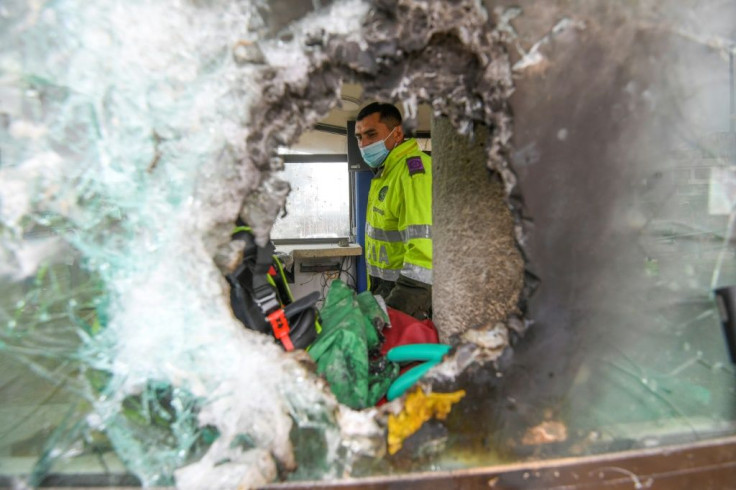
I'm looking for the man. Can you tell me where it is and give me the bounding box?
[355,102,432,319]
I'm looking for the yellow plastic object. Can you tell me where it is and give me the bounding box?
[387,388,466,455]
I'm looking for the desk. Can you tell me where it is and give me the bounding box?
[276,243,362,260]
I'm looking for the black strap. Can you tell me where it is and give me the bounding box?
[282,291,319,318]
[252,240,279,314]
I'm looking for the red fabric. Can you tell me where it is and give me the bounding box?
[380,308,439,355]
[375,308,439,407]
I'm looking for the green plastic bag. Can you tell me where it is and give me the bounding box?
[308,281,398,409]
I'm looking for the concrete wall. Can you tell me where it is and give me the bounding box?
[432,117,524,343]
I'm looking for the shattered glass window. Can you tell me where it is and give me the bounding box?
[1,0,736,487]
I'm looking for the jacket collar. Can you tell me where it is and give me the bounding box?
[373,138,419,177]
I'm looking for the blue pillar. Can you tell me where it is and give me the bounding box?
[354,171,372,293]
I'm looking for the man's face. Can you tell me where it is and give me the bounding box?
[355,112,398,149]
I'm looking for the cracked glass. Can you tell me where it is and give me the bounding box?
[1,0,735,488]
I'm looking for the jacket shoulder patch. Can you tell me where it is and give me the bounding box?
[406,156,425,176]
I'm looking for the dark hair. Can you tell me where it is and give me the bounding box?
[356,102,402,129]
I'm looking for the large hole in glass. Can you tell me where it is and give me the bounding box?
[226,1,533,478]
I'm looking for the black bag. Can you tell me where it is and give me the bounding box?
[227,225,319,351]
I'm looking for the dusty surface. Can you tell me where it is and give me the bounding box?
[432,118,524,342]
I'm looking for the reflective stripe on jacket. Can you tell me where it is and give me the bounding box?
[365,138,432,286]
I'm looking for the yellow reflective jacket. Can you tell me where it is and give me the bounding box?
[365,138,432,287]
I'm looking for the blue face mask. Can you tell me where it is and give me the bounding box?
[359,127,397,168]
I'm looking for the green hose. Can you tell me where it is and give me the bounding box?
[386,360,441,401]
[386,343,450,363]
